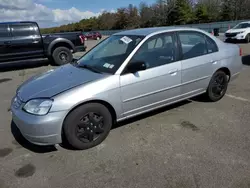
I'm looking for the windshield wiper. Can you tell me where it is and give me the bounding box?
[78,64,102,74]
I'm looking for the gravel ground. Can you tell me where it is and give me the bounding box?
[0,37,250,188]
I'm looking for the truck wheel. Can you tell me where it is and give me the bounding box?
[63,103,113,150]
[52,47,73,66]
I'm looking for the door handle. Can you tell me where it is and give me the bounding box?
[168,69,178,75]
[210,60,217,65]
[4,41,11,45]
[32,40,39,44]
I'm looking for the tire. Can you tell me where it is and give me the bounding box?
[204,70,229,102]
[63,103,113,150]
[245,34,250,43]
[52,47,73,66]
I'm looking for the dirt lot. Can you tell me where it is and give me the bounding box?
[0,38,250,188]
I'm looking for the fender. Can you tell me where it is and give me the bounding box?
[47,38,75,56]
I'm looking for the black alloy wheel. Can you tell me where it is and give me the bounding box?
[75,112,105,143]
[63,103,112,150]
[205,70,229,102]
[210,74,227,98]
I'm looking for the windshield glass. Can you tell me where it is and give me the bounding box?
[233,23,250,29]
[77,35,144,74]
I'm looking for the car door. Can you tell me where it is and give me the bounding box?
[9,23,44,61]
[0,24,12,63]
[177,31,216,97]
[119,32,182,118]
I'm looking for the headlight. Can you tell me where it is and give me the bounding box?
[23,99,53,115]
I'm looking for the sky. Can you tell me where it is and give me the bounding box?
[0,0,156,28]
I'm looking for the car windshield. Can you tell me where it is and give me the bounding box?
[77,35,144,74]
[233,23,250,29]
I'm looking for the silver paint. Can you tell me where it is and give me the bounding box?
[11,27,243,146]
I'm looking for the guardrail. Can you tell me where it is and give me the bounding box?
[94,20,249,36]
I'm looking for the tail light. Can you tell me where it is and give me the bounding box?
[79,34,85,44]
[239,47,242,56]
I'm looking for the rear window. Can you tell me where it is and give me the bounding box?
[0,25,10,37]
[11,23,39,37]
[206,36,218,53]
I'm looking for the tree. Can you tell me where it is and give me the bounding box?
[194,2,209,23]
[220,0,249,20]
[40,0,250,33]
[139,2,154,27]
[220,0,234,21]
[127,4,140,29]
[97,11,116,30]
[168,0,194,25]
[113,8,129,29]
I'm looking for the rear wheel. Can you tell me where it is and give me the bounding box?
[52,47,73,66]
[63,103,112,150]
[204,71,229,102]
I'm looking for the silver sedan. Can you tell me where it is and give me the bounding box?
[11,27,242,150]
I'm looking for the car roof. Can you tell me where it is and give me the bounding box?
[239,21,250,24]
[114,26,203,36]
[0,21,37,25]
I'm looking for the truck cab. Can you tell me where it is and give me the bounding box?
[0,22,44,63]
[0,21,86,65]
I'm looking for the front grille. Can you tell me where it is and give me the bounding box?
[12,95,22,109]
[225,33,238,37]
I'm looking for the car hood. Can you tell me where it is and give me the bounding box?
[17,64,108,102]
[226,28,246,33]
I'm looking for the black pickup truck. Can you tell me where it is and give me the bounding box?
[0,21,86,65]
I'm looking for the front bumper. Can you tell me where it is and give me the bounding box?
[225,33,246,40]
[11,105,67,146]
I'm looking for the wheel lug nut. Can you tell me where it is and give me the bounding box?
[94,126,96,129]
[87,127,89,130]
[90,130,93,133]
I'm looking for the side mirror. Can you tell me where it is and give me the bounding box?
[127,61,147,73]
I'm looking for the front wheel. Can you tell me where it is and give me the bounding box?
[204,71,229,102]
[52,47,73,66]
[63,103,113,150]
[245,34,250,43]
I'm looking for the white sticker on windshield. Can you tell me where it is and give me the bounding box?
[103,63,110,68]
[120,36,133,44]
[109,64,114,69]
